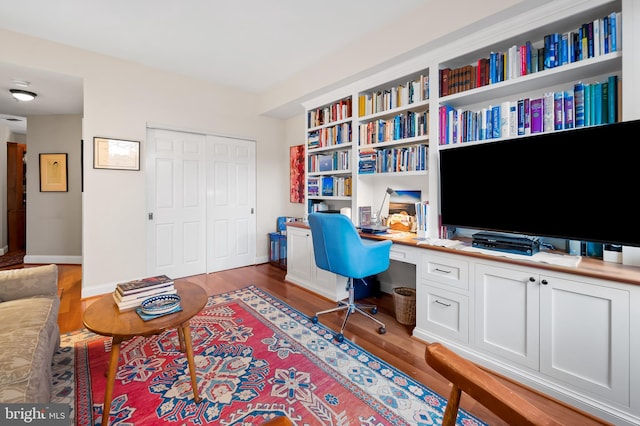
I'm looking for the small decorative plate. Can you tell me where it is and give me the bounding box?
[141,294,181,315]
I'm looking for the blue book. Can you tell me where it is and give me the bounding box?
[321,176,334,196]
[574,83,585,127]
[492,105,501,138]
[564,90,574,129]
[608,75,618,123]
[593,82,603,125]
[584,84,592,127]
[517,99,525,135]
[610,12,617,52]
[554,92,564,130]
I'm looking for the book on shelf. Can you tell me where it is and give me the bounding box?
[529,98,543,134]
[574,83,585,127]
[553,92,564,130]
[116,274,174,295]
[607,75,618,123]
[564,90,575,129]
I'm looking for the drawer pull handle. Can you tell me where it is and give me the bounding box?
[434,268,452,274]
[434,299,451,307]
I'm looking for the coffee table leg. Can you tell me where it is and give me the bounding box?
[102,337,122,425]
[180,323,201,403]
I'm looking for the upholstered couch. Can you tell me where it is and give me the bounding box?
[0,264,60,402]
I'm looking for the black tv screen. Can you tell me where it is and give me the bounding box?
[438,119,640,247]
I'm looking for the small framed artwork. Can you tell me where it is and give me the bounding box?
[93,137,140,170]
[40,153,68,192]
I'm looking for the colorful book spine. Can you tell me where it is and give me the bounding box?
[554,91,564,130]
[607,75,618,123]
[574,82,585,127]
[509,102,518,137]
[593,82,603,125]
[517,99,525,136]
[492,105,501,138]
[529,98,544,134]
[564,90,575,129]
[543,92,555,132]
[523,98,531,135]
[500,101,511,138]
[601,80,609,125]
[584,84,592,127]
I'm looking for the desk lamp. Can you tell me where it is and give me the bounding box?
[374,187,395,225]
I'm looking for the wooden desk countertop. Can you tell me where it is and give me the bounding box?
[286,221,640,287]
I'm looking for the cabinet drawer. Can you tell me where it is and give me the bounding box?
[421,253,469,290]
[389,243,419,265]
[420,284,469,343]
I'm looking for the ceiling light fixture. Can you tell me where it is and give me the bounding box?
[10,89,37,102]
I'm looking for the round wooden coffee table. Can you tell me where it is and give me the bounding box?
[82,281,208,426]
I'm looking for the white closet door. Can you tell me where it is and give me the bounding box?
[206,135,256,272]
[146,128,207,278]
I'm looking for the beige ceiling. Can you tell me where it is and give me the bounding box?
[0,0,428,134]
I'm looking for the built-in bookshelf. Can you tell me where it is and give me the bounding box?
[298,2,640,424]
[304,70,431,223]
[357,70,430,176]
[437,6,621,145]
[306,96,354,214]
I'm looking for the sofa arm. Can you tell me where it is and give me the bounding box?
[0,264,58,302]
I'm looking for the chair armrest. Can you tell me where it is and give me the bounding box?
[0,264,59,302]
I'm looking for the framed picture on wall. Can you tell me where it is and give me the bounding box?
[290,144,305,203]
[39,153,68,192]
[93,137,140,170]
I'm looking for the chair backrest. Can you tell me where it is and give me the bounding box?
[307,212,392,279]
[425,342,563,426]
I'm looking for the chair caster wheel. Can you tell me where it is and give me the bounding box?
[371,307,378,314]
[311,316,319,324]
[378,327,386,335]
[335,333,344,342]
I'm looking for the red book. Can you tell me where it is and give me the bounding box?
[440,68,450,97]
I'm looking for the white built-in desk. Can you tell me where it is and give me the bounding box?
[285,222,640,426]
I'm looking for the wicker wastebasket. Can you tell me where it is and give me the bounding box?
[392,287,416,325]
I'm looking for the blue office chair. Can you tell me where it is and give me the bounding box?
[307,212,393,342]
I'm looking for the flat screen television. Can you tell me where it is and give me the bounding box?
[438,119,640,248]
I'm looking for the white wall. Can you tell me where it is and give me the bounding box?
[283,113,307,219]
[24,115,82,263]
[0,29,288,297]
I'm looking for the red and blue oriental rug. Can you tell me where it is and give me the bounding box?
[52,285,487,425]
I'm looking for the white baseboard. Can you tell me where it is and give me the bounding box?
[24,255,82,265]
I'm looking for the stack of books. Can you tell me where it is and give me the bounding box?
[113,275,176,312]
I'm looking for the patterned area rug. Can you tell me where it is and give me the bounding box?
[52,285,487,425]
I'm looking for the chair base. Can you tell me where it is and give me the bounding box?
[311,278,386,342]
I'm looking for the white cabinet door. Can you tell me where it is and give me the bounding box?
[285,226,347,302]
[475,263,540,370]
[286,227,313,285]
[419,283,469,343]
[539,275,629,405]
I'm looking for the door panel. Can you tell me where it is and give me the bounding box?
[146,129,207,278]
[207,135,256,272]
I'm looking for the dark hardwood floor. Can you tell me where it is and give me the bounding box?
[2,260,611,425]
